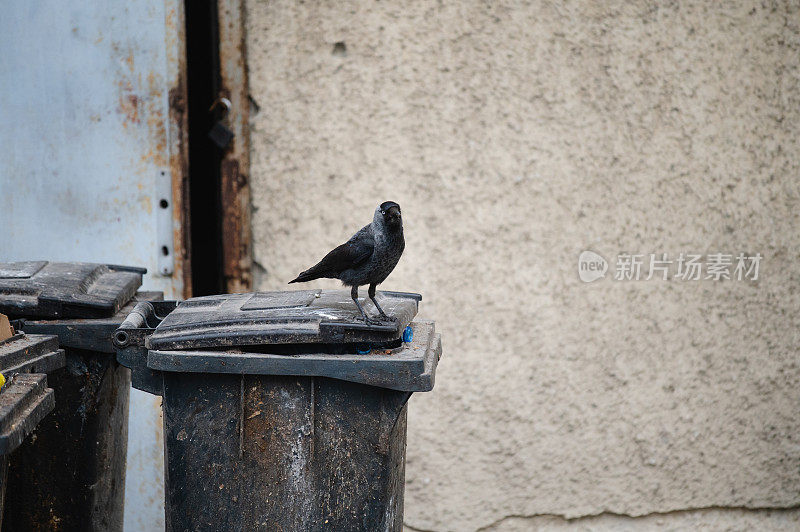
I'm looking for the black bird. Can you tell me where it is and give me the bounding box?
[289,201,405,324]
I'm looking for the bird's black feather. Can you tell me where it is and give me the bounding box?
[288,201,404,323]
[288,225,374,283]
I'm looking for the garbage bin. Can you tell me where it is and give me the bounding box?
[0,332,65,528]
[0,261,163,532]
[114,289,441,531]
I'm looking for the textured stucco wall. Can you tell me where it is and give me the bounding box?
[245,1,800,530]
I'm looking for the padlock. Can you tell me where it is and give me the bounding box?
[208,121,234,149]
[208,97,234,149]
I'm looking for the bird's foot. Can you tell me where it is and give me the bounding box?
[357,315,385,326]
[378,313,398,323]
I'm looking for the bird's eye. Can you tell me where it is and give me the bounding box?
[381,210,385,215]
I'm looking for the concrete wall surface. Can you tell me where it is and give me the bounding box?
[245,1,800,530]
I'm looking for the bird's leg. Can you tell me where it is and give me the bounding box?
[352,285,380,325]
[368,284,394,322]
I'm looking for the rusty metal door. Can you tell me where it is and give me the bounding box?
[0,1,189,530]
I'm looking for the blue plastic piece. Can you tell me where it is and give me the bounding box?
[402,326,413,343]
[357,348,371,354]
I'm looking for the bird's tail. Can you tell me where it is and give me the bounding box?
[288,268,321,284]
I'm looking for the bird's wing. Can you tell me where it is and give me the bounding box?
[310,225,375,275]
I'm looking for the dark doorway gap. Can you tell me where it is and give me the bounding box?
[185,0,224,296]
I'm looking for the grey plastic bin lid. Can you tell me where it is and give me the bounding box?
[116,291,441,392]
[146,289,422,350]
[0,261,145,319]
[0,334,65,455]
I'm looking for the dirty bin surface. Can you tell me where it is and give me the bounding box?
[116,289,442,532]
[0,333,64,455]
[0,333,64,529]
[0,261,154,532]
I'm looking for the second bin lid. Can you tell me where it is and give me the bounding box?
[147,290,421,349]
[0,333,66,455]
[0,333,65,375]
[0,262,145,319]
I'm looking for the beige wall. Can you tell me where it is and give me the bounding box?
[245,1,800,530]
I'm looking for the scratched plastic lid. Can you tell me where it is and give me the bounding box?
[0,262,145,319]
[146,290,421,350]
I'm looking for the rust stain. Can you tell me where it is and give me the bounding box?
[118,92,140,125]
[124,51,135,71]
[218,0,253,293]
[165,6,179,50]
[143,69,168,167]
[106,6,189,299]
[157,0,192,297]
[114,47,167,164]
[113,46,143,128]
[168,74,191,298]
[221,159,249,292]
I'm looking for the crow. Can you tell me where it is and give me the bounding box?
[289,201,405,324]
